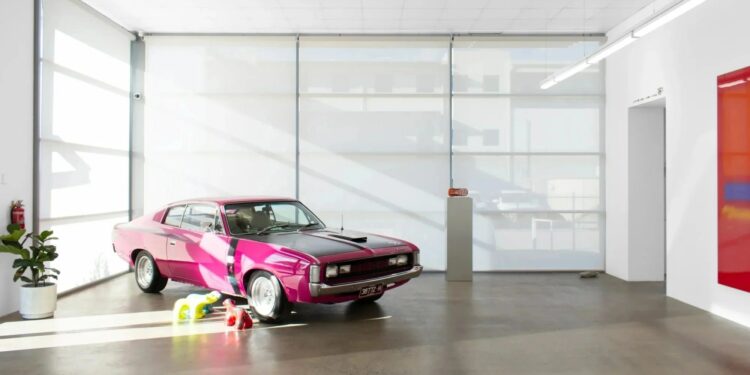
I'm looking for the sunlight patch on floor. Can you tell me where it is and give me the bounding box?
[0,307,310,352]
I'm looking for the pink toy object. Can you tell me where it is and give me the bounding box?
[223,299,253,330]
[112,197,422,323]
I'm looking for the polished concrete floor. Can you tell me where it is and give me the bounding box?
[2,272,750,374]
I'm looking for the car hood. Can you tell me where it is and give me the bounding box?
[236,229,407,258]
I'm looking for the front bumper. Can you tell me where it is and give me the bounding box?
[309,265,423,297]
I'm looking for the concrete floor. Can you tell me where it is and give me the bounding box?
[2,272,750,374]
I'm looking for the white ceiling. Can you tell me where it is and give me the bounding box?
[81,0,657,34]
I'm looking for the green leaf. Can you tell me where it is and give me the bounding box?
[1,227,26,243]
[39,230,53,241]
[12,259,40,269]
[13,267,26,282]
[19,276,32,283]
[46,267,61,274]
[0,244,30,259]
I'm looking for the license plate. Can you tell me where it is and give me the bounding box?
[358,284,384,298]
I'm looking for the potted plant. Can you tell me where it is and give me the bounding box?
[0,224,60,319]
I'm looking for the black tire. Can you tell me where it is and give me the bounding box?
[134,251,168,293]
[246,271,292,324]
[354,294,383,304]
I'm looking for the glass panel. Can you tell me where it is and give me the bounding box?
[38,142,129,219]
[452,37,603,95]
[453,96,602,153]
[40,0,132,293]
[299,37,450,270]
[300,38,449,95]
[452,37,604,271]
[40,69,129,150]
[453,155,600,212]
[474,212,602,270]
[143,36,297,211]
[40,215,130,292]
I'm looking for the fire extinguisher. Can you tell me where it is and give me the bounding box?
[10,200,25,230]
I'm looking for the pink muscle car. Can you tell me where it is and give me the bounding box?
[112,197,422,322]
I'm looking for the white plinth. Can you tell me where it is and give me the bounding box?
[446,196,473,281]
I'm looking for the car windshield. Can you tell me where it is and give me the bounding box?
[224,201,324,235]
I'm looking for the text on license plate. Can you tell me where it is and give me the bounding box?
[359,284,384,298]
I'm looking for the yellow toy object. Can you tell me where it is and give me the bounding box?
[173,291,222,322]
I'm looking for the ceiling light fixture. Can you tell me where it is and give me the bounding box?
[586,34,636,64]
[633,0,707,38]
[540,0,709,90]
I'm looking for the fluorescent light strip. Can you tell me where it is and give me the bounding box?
[633,0,708,38]
[540,0,709,89]
[586,34,636,64]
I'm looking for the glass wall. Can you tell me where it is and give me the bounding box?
[39,0,133,292]
[138,35,605,271]
[299,37,451,270]
[142,36,297,211]
[452,37,604,270]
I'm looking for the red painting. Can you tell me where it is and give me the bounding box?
[718,66,750,292]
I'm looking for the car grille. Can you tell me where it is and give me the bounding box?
[323,253,413,285]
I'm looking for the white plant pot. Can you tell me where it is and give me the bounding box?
[19,283,57,319]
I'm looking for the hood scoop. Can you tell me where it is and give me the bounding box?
[328,233,368,243]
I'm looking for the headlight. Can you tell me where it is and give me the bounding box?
[326,264,338,278]
[396,254,408,266]
[388,257,397,266]
[339,264,351,274]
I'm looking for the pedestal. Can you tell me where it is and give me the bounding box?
[446,196,473,281]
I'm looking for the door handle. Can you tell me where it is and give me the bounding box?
[168,240,176,246]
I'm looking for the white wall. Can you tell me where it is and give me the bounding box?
[627,106,665,281]
[0,0,34,317]
[606,0,750,326]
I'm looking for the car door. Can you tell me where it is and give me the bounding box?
[170,203,234,292]
[160,204,188,278]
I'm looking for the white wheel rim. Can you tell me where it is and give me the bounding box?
[136,256,154,288]
[251,276,276,317]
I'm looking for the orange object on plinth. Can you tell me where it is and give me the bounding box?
[448,188,468,197]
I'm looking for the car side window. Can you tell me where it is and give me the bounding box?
[181,204,218,232]
[163,205,186,227]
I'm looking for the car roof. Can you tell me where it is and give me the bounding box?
[167,196,297,206]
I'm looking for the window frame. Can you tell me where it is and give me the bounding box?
[162,204,187,228]
[179,203,220,233]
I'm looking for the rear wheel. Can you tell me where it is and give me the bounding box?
[134,251,168,293]
[247,271,291,323]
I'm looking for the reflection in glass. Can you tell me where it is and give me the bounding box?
[453,37,604,270]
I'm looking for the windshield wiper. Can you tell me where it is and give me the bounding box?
[297,223,322,232]
[254,224,291,235]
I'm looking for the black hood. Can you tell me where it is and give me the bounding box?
[237,229,406,258]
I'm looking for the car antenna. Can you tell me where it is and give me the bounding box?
[340,211,344,232]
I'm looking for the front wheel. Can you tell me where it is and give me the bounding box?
[247,271,291,323]
[134,251,168,293]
